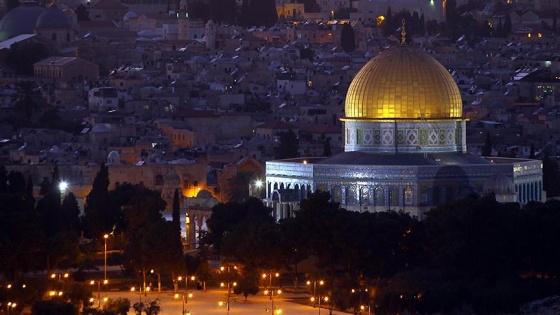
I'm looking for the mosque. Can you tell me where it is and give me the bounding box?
[264,32,545,219]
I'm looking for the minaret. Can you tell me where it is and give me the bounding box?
[205,20,216,51]
[177,0,189,41]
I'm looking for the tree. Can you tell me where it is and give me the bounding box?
[233,269,259,300]
[208,0,236,24]
[5,0,19,11]
[543,156,560,196]
[104,298,131,315]
[504,13,512,35]
[302,0,320,13]
[382,6,393,36]
[172,188,181,230]
[84,163,110,238]
[0,176,44,281]
[340,23,356,52]
[481,132,492,157]
[121,185,167,291]
[275,129,299,159]
[322,138,332,157]
[238,0,277,27]
[5,43,49,75]
[0,165,7,193]
[143,220,184,291]
[226,171,254,203]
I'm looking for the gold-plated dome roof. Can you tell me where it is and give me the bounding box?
[345,45,462,120]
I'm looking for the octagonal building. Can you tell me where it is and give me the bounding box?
[264,42,544,219]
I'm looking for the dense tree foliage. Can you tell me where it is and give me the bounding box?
[238,0,277,27]
[204,191,560,314]
[274,129,299,159]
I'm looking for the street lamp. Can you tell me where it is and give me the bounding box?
[103,234,109,280]
[262,272,279,300]
[90,279,108,308]
[6,302,16,315]
[220,265,238,314]
[174,291,193,315]
[307,280,324,308]
[131,286,142,303]
[51,272,69,281]
[264,288,281,312]
[310,295,328,315]
[360,304,371,315]
[178,275,196,303]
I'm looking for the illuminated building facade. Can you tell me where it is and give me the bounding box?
[264,38,544,219]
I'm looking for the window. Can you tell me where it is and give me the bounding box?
[155,174,164,185]
[404,186,414,205]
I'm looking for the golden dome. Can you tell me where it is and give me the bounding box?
[345,45,462,120]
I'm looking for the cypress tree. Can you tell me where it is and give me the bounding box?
[84,163,110,238]
[172,188,181,230]
[0,164,7,193]
[340,23,356,52]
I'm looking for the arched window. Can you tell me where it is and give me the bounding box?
[360,187,370,206]
[390,186,399,207]
[374,187,384,206]
[347,186,356,204]
[332,186,341,203]
[404,186,414,205]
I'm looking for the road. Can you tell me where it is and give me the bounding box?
[101,288,348,315]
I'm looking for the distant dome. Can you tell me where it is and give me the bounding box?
[63,8,75,15]
[123,11,138,21]
[36,3,71,29]
[484,174,516,195]
[0,1,46,41]
[107,151,121,164]
[164,169,180,182]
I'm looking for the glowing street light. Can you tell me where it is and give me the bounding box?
[58,181,68,193]
[103,234,109,280]
[219,265,238,314]
[90,279,108,308]
[307,280,325,313]
[7,302,16,315]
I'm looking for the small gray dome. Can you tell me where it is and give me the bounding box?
[0,1,46,41]
[107,150,121,164]
[484,174,516,195]
[36,4,71,29]
[123,11,138,21]
[164,169,180,181]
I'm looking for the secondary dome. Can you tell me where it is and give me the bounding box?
[0,1,45,41]
[345,44,462,120]
[36,3,71,29]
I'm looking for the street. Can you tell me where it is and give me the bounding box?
[102,288,347,315]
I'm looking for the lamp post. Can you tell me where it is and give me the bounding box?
[262,272,279,300]
[90,279,108,308]
[130,286,142,303]
[103,234,109,281]
[360,304,371,315]
[220,265,237,314]
[307,280,324,308]
[264,288,281,312]
[178,276,195,303]
[6,302,16,315]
